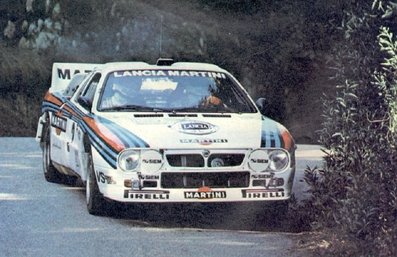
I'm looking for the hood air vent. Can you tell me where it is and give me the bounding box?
[202,114,232,118]
[168,114,197,117]
[134,114,164,118]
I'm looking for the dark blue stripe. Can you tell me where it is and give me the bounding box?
[261,117,282,148]
[80,122,118,160]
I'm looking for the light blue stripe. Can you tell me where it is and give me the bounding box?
[273,127,281,148]
[80,122,118,160]
[262,117,281,148]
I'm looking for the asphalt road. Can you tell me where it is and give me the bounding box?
[0,138,323,257]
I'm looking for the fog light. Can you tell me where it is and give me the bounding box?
[132,179,141,190]
[269,178,285,187]
[124,180,132,188]
[210,158,224,167]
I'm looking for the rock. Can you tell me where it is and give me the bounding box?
[4,21,16,39]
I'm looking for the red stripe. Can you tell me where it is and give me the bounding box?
[83,117,125,152]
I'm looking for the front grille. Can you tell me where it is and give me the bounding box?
[166,154,204,167]
[166,153,245,168]
[161,171,250,189]
[208,154,245,167]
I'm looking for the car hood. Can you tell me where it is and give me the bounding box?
[89,112,294,152]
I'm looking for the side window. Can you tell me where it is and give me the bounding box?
[77,73,101,110]
[81,73,101,101]
[64,74,86,98]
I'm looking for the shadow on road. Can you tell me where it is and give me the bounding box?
[59,179,294,232]
[101,201,294,232]
[61,179,302,232]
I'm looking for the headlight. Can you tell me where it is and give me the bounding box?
[140,149,163,174]
[118,150,140,171]
[248,149,269,172]
[268,150,289,172]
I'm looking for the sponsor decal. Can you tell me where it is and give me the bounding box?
[179,138,228,145]
[182,122,210,130]
[114,70,227,79]
[142,159,162,164]
[184,187,227,199]
[96,171,115,184]
[51,115,67,132]
[251,174,272,179]
[57,68,92,80]
[241,189,285,199]
[140,175,159,180]
[250,158,269,164]
[172,120,218,135]
[123,190,170,200]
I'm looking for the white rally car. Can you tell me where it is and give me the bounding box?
[36,59,296,215]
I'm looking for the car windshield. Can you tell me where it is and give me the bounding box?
[98,70,257,113]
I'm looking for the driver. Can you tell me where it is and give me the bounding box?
[204,94,223,107]
[101,82,139,109]
[170,82,224,109]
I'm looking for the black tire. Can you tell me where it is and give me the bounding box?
[42,123,62,183]
[86,153,105,215]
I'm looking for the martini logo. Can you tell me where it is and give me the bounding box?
[172,121,218,135]
[179,138,228,145]
[51,115,67,132]
[184,187,226,199]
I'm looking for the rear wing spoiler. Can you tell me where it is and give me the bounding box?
[50,62,102,92]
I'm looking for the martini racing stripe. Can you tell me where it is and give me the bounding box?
[83,117,125,152]
[261,118,282,148]
[81,122,118,169]
[41,101,61,114]
[41,92,150,168]
[96,116,149,148]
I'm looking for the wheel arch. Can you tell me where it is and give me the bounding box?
[38,112,51,147]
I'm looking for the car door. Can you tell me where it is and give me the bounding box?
[65,73,101,177]
[48,101,70,168]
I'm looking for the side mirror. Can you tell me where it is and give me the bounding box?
[78,96,92,111]
[255,97,268,115]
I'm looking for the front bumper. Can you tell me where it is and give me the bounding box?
[92,147,295,203]
[94,168,294,203]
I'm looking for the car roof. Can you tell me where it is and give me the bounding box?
[96,61,227,74]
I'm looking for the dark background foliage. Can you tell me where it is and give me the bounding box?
[0,0,344,139]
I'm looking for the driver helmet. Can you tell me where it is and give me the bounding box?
[112,82,134,97]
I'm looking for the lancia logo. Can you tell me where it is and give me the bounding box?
[172,121,218,135]
[202,150,210,158]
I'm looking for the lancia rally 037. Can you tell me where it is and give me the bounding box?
[36,59,296,215]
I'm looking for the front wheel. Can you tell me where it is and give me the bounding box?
[86,153,106,215]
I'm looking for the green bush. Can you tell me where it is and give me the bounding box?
[300,1,397,256]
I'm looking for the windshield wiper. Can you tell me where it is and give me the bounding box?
[100,105,173,112]
[167,107,200,113]
[100,104,151,112]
